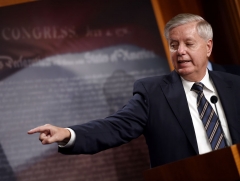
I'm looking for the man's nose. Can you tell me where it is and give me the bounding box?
[177,44,186,55]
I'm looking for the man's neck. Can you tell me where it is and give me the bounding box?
[181,69,208,82]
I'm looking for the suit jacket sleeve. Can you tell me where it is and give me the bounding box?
[59,80,149,155]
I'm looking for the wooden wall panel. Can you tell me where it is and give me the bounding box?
[0,0,36,7]
[202,0,240,65]
[224,0,240,64]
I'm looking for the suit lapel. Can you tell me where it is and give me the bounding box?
[161,71,199,154]
[209,71,240,144]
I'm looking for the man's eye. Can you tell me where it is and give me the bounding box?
[170,44,178,49]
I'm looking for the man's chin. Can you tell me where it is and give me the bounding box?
[176,68,192,76]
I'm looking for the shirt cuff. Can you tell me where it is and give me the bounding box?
[58,128,76,148]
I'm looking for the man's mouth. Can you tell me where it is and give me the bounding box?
[178,60,191,64]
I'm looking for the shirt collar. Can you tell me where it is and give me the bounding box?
[181,70,215,93]
[207,61,213,71]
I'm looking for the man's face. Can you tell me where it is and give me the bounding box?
[168,22,212,82]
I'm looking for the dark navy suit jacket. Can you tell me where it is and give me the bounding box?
[59,70,240,168]
[211,62,240,76]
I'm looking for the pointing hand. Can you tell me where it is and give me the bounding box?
[28,124,71,145]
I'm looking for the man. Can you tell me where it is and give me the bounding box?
[28,13,240,168]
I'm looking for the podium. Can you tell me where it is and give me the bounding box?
[143,144,240,181]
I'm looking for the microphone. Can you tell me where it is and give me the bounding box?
[210,95,218,104]
[210,95,219,116]
[210,95,229,146]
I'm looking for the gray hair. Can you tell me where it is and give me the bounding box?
[164,13,213,41]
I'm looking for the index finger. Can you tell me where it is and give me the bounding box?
[27,125,50,134]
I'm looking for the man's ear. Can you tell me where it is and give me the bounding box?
[206,39,213,57]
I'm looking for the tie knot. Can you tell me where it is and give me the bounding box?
[191,82,204,94]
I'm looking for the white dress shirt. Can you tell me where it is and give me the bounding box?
[181,70,232,154]
[61,70,232,154]
[58,128,76,148]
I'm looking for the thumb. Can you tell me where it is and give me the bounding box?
[40,133,57,144]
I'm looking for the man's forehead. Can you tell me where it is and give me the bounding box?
[169,37,196,43]
[169,23,198,39]
[170,22,197,32]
